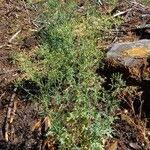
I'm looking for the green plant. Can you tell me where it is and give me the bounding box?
[15,0,124,149]
[143,0,150,5]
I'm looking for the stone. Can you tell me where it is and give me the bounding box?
[106,39,150,82]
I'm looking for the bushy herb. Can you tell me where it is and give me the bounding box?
[15,0,124,149]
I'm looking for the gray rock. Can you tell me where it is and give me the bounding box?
[106,40,150,81]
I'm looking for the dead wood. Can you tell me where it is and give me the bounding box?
[4,88,17,142]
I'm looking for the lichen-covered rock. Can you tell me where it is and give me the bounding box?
[106,40,150,82]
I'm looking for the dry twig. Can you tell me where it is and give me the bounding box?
[0,69,20,76]
[8,30,21,43]
[113,8,132,17]
[4,88,17,141]
[0,30,21,49]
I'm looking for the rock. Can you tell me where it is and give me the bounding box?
[106,39,150,82]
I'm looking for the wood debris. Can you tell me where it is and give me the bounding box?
[4,88,17,142]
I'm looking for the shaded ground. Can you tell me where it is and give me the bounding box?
[0,0,150,150]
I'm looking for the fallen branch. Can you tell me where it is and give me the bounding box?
[4,88,17,141]
[10,100,17,141]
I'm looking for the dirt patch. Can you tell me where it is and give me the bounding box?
[0,0,45,149]
[0,92,42,149]
[112,119,146,149]
[0,0,39,87]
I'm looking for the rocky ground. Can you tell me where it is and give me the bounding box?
[0,0,150,150]
[106,1,150,149]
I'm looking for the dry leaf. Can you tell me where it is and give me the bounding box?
[42,116,51,133]
[107,141,118,150]
[32,119,42,131]
[129,142,141,150]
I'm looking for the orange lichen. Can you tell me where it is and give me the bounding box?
[122,47,150,58]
